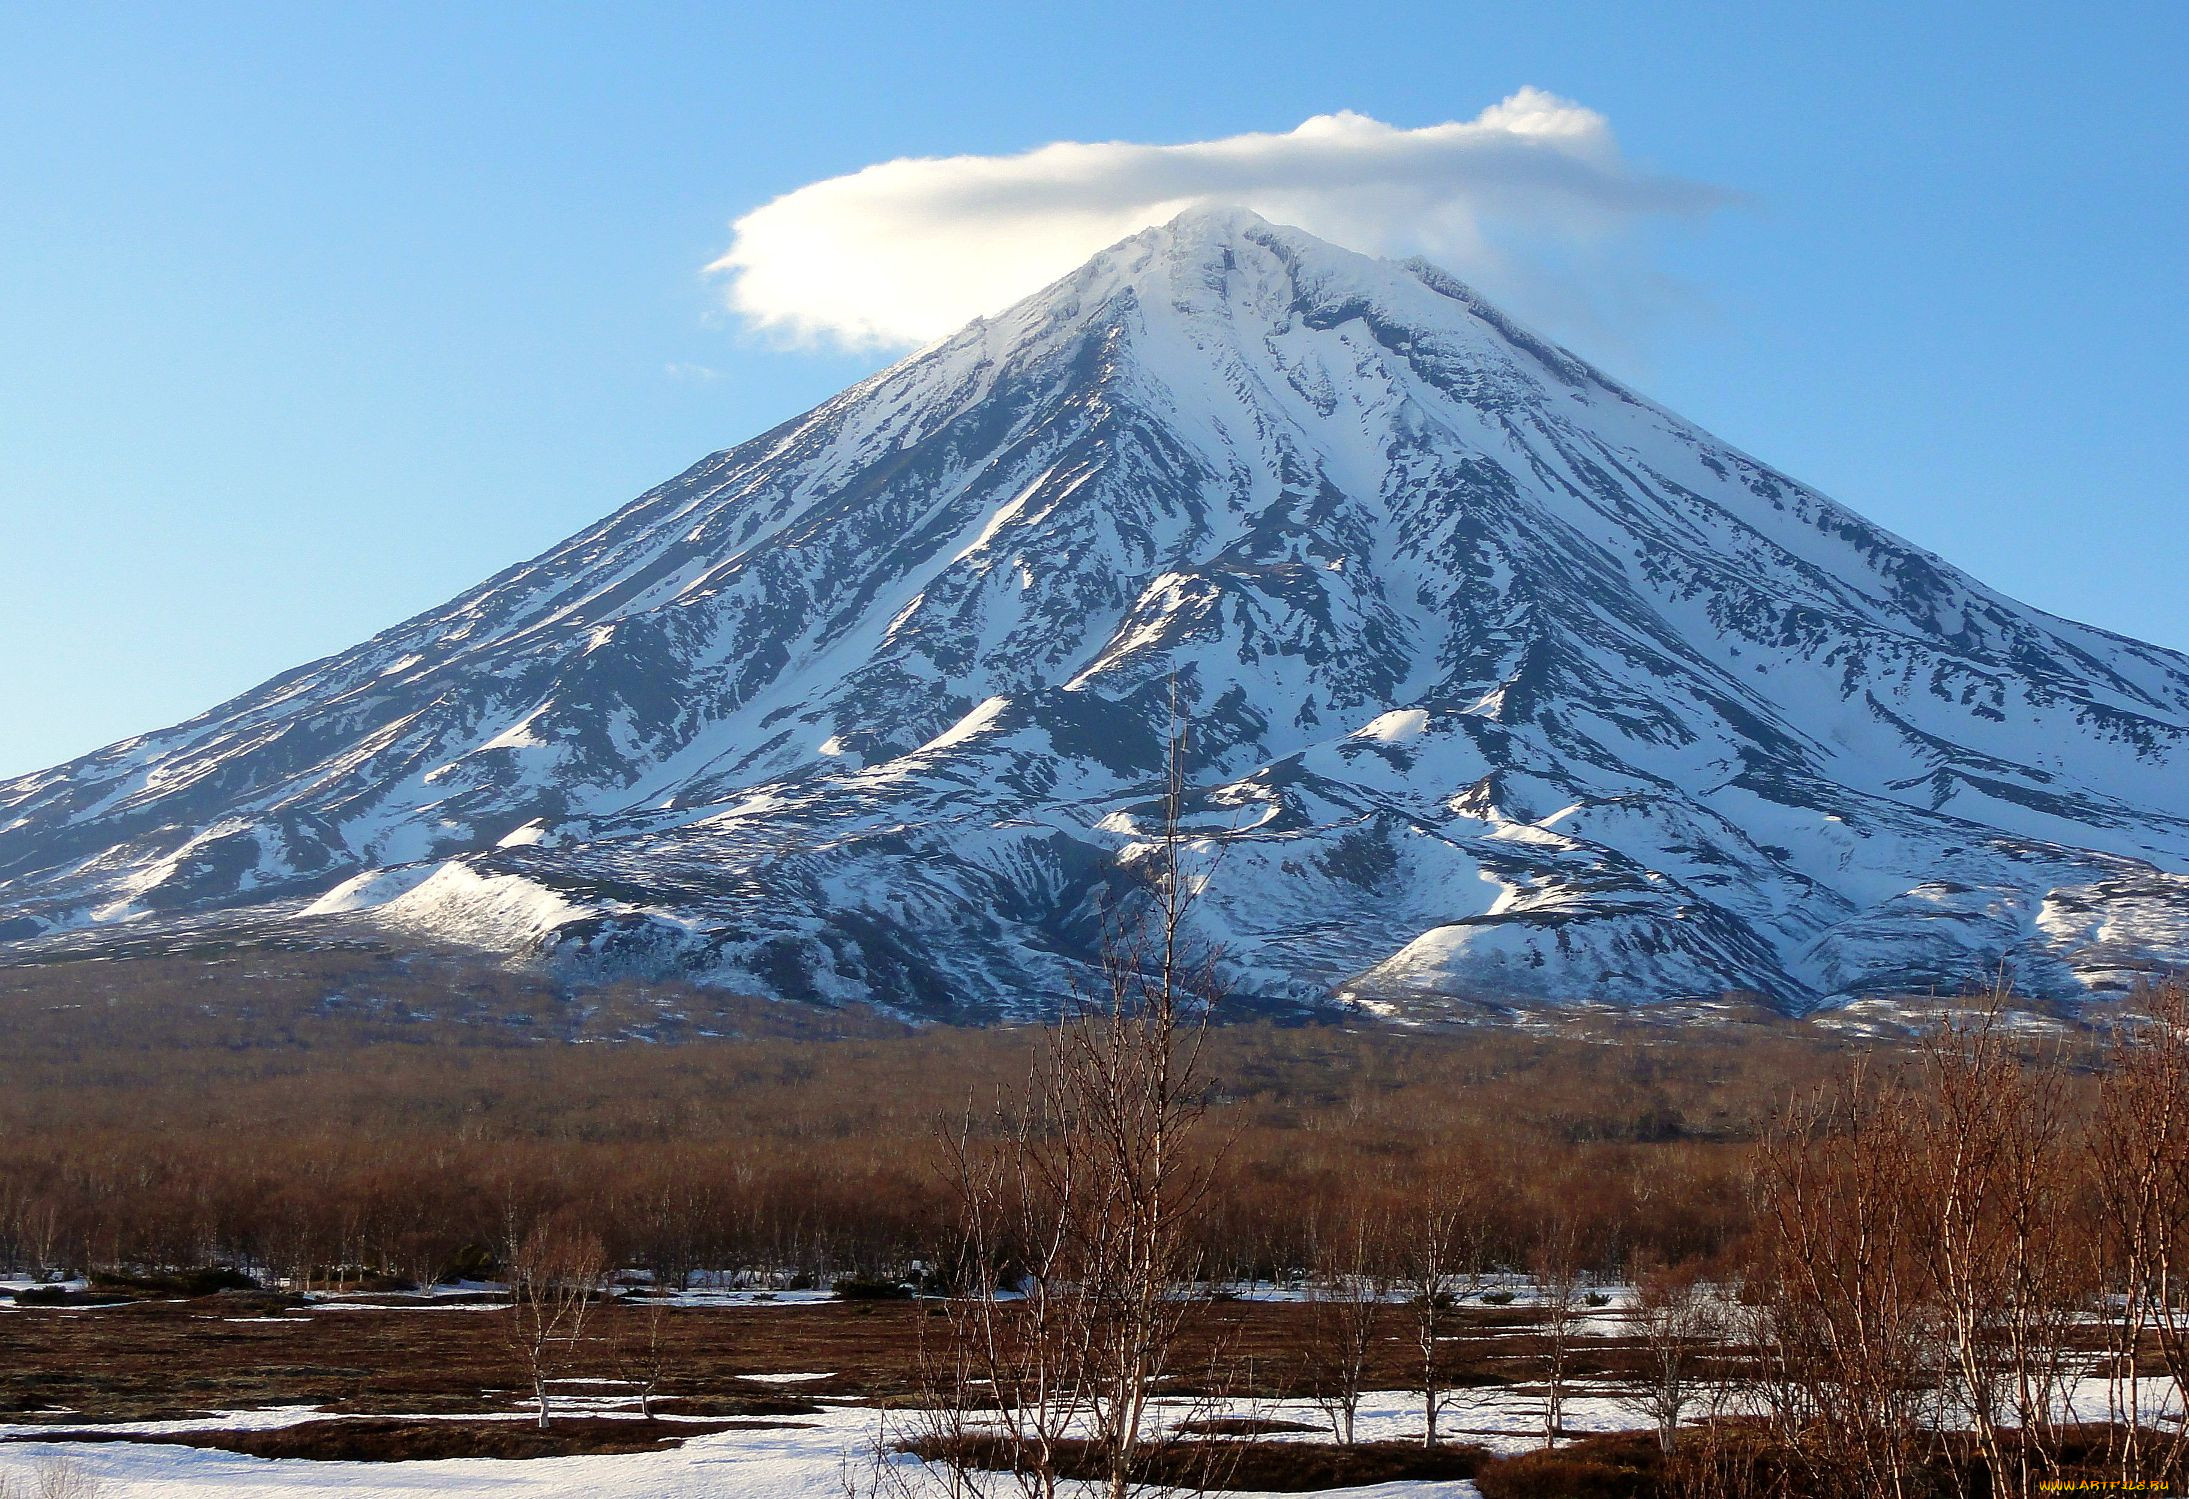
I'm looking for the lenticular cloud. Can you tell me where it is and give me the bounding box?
[707,89,1731,350]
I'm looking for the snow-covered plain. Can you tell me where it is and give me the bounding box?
[0,1384,1634,1499]
[7,1374,2179,1498]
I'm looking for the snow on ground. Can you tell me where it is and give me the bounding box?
[0,1366,1651,1499]
[3,1375,2179,1497]
[0,1409,879,1499]
[0,1378,1660,1499]
[4,1278,2174,1497]
[0,1394,1507,1498]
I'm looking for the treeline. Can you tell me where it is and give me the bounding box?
[0,1040,1779,1290]
[0,946,1843,1287]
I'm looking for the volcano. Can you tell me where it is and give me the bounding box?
[6,208,2188,1017]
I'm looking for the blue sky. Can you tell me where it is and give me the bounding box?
[2,1,2183,778]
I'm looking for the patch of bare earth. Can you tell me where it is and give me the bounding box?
[21,1416,771,1462]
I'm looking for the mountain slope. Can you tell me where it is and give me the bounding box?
[6,208,2188,1016]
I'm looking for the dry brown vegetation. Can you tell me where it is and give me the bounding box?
[902,1431,1489,1491]
[0,943,1839,1291]
[1739,993,2189,1497]
[4,941,2186,1496]
[35,1415,762,1462]
[0,1290,1597,1432]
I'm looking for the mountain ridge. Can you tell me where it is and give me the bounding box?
[6,207,2188,1017]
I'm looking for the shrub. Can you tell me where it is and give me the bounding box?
[89,1267,258,1299]
[1475,1433,1664,1499]
[38,1416,741,1463]
[831,1276,912,1301]
[439,1243,498,1283]
[0,1453,104,1499]
[907,1435,1488,1490]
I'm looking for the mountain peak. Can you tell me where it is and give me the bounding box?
[1032,203,1319,309]
[1066,205,1416,309]
[959,205,1556,405]
[1151,202,1280,239]
[946,205,1610,459]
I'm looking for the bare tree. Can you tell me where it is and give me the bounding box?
[1303,1202,1395,1446]
[1398,1170,1482,1448]
[504,1219,608,1430]
[612,1291,675,1420]
[1624,1261,1724,1455]
[841,1401,981,1499]
[20,1198,60,1283]
[1055,698,1227,1499]
[0,1454,104,1499]
[1753,1001,2166,1498]
[0,1453,105,1496]
[627,1169,714,1304]
[1751,1063,1939,1499]
[1665,1279,1776,1499]
[1532,1215,1586,1450]
[930,696,1227,1499]
[1910,1004,2079,1498]
[931,1089,1090,1499]
[2088,982,2189,1486]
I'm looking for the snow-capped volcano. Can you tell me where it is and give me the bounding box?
[6,208,2189,1017]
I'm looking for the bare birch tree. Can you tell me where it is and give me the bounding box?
[930,696,1227,1499]
[1303,1202,1395,1446]
[611,1291,675,1420]
[1624,1261,1724,1456]
[0,1453,105,1499]
[1532,1214,1586,1450]
[1910,1004,2078,1497]
[931,1090,1090,1499]
[1398,1170,1482,1448]
[1751,1064,1939,1499]
[504,1219,608,1430]
[2089,982,2189,1487]
[1056,699,1225,1499]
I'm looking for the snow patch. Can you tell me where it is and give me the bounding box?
[1353,708,1429,743]
[299,865,439,916]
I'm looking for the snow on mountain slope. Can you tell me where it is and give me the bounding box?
[5,207,2188,1016]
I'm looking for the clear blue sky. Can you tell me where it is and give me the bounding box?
[2,1,2183,778]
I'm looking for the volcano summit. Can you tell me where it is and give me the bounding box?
[6,209,2188,1017]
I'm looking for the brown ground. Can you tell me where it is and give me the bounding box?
[5,1293,2167,1491]
[0,1291,1645,1425]
[910,1432,1490,1491]
[28,1416,772,1462]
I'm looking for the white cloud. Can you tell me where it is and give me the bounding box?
[707,90,1733,353]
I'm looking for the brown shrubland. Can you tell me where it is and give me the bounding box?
[0,945,1828,1291]
[4,942,2187,1492]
